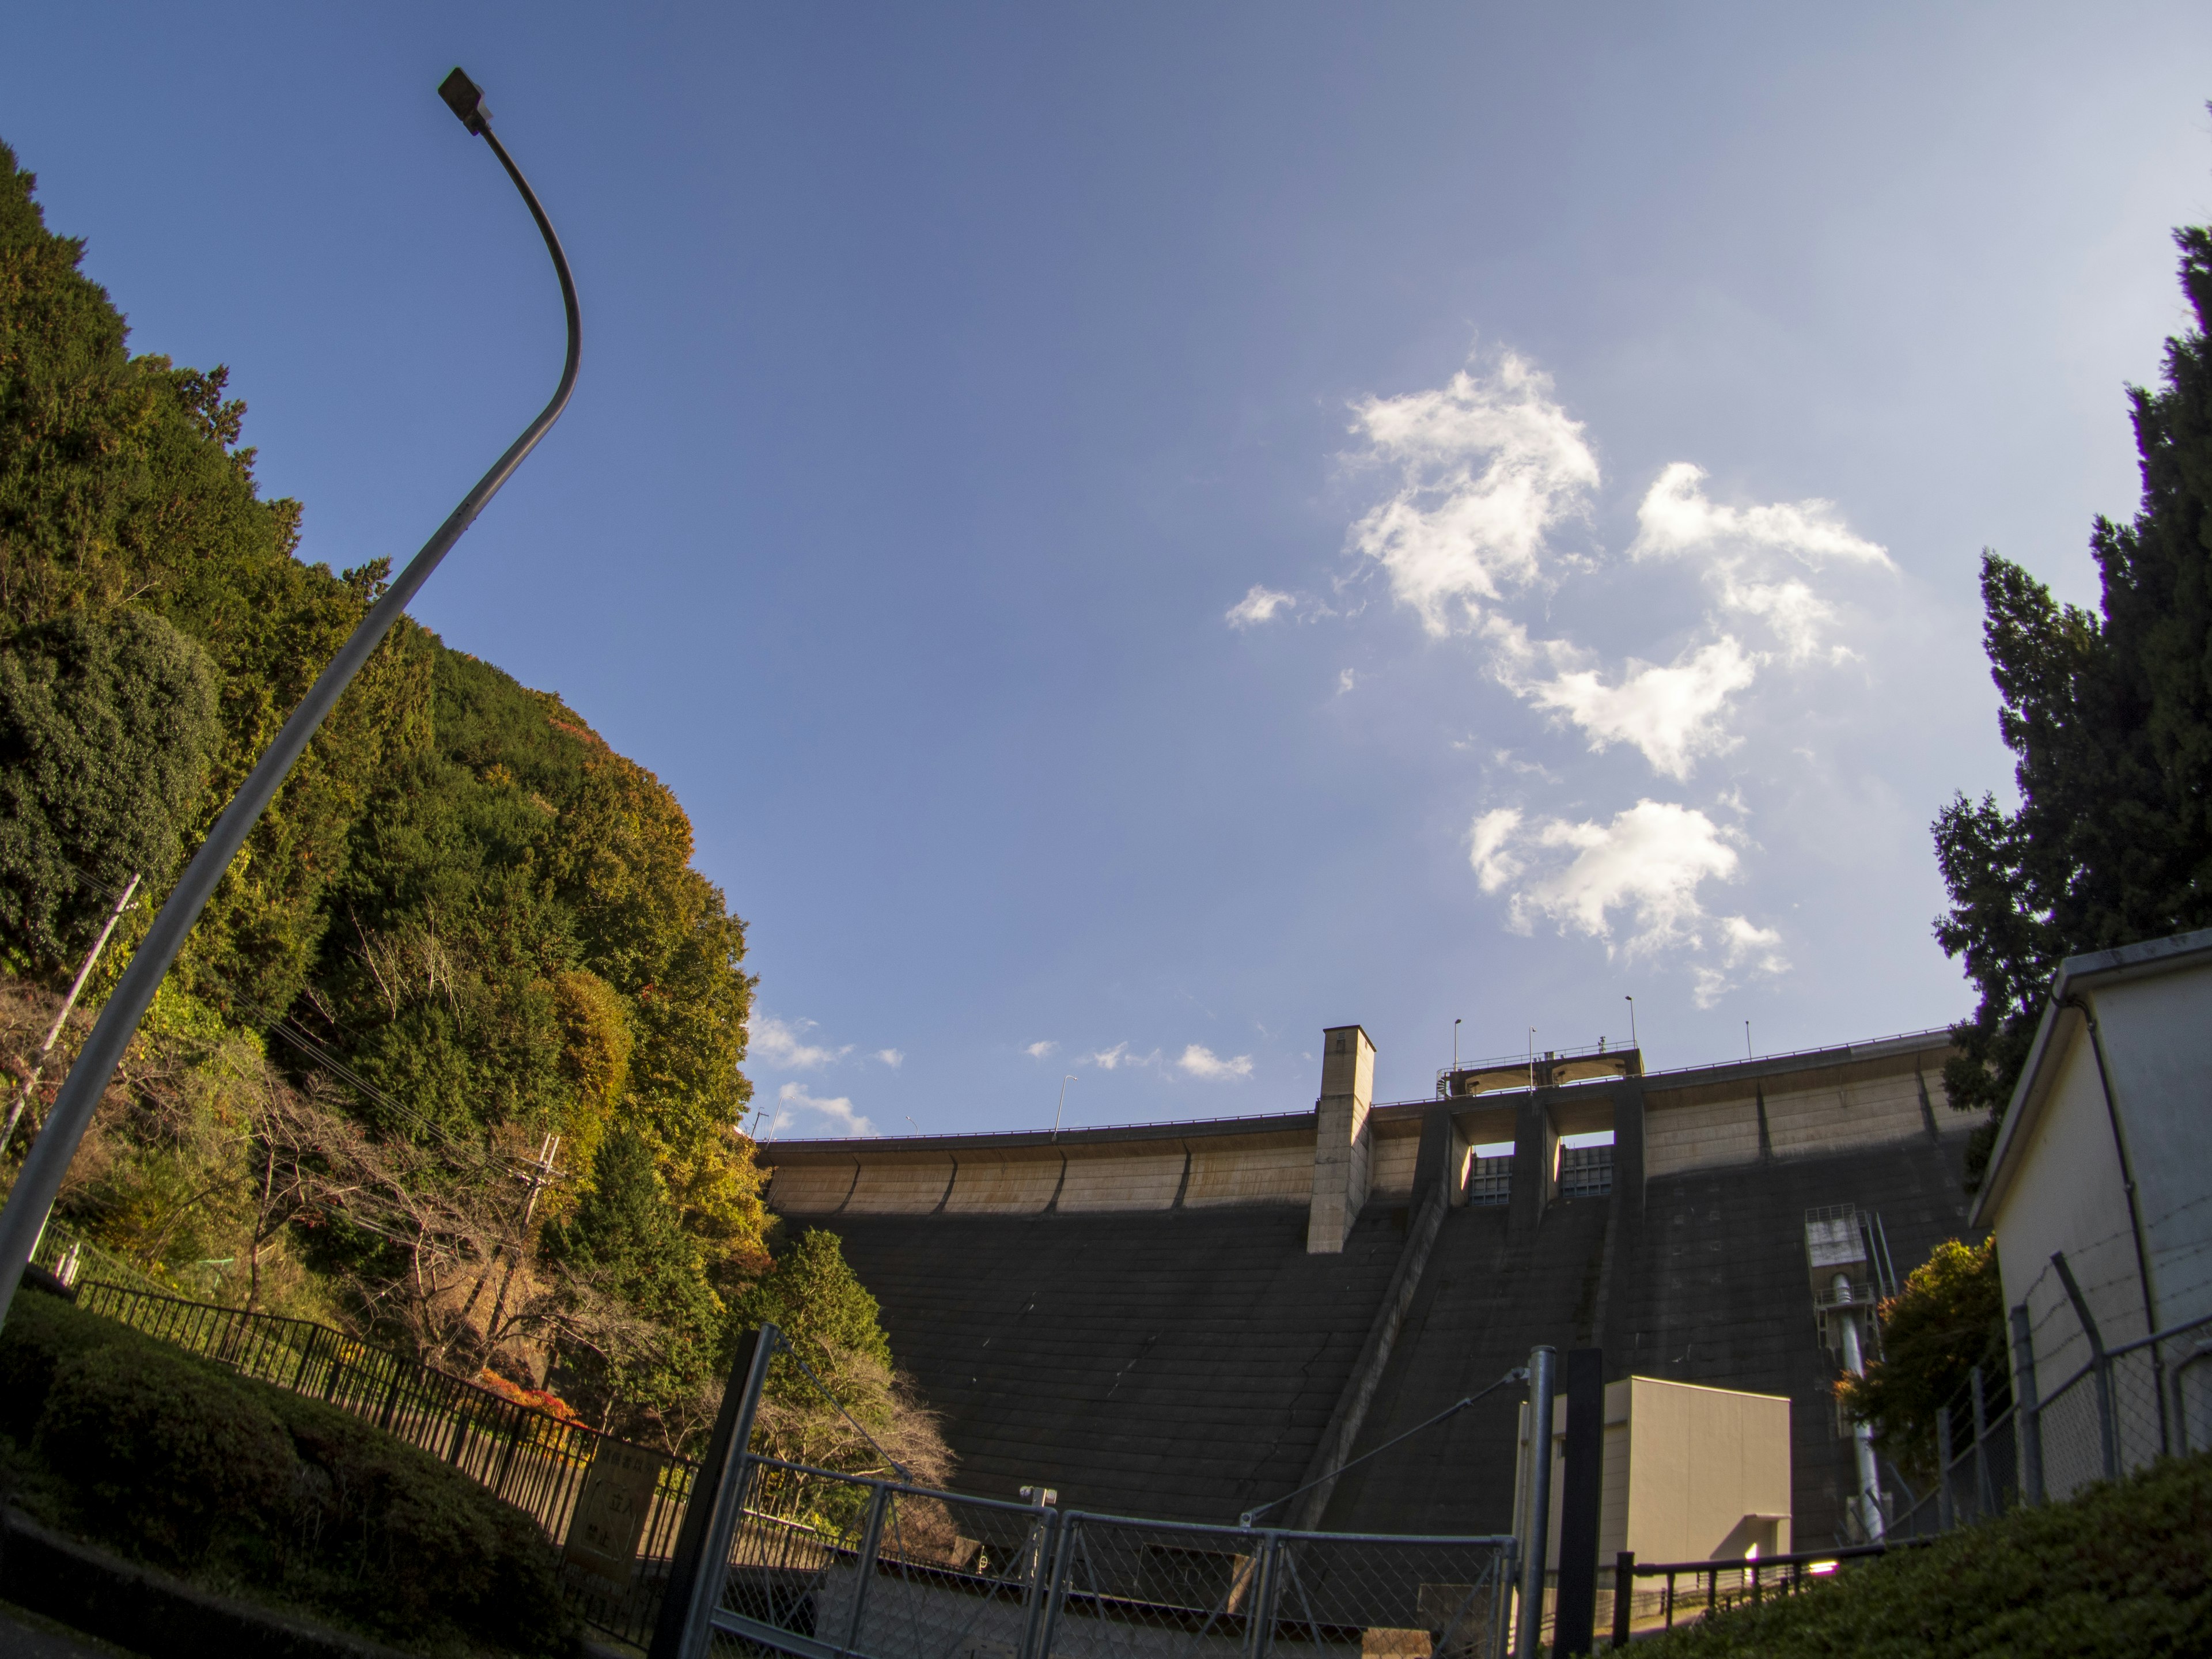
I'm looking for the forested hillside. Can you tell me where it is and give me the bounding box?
[0,139,842,1450]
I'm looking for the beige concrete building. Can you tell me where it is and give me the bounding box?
[1516,1377,1793,1569]
[1969,927,2212,1493]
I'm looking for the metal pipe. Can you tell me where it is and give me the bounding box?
[0,873,140,1157]
[1834,1272,1885,1539]
[2065,995,2166,1454]
[0,68,580,1332]
[1515,1345,1557,1659]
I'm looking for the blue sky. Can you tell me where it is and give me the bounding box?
[6,6,2211,1137]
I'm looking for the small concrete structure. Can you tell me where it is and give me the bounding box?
[1969,927,2212,1483]
[1516,1377,1793,1570]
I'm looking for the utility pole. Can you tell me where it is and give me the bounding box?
[483,1131,560,1359]
[0,874,140,1159]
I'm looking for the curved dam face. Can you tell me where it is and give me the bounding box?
[758,1027,1974,1546]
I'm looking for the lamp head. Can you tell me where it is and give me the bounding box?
[439,68,493,135]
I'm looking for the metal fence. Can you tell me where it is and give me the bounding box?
[41,1267,1521,1659]
[1843,1219,2212,1548]
[706,1456,1518,1659]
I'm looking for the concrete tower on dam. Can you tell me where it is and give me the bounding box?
[756,1025,1976,1546]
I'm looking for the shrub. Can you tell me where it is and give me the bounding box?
[1637,1450,2212,1658]
[36,1339,295,1563]
[0,1289,573,1655]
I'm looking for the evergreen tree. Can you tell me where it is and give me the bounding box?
[0,608,218,969]
[1934,219,2212,1183]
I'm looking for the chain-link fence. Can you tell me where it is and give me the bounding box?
[703,1456,1517,1659]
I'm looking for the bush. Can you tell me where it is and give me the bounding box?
[0,1289,573,1655]
[1637,1450,2212,1658]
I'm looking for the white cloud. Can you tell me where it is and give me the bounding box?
[1178,1044,1254,1081]
[1348,352,1599,635]
[1630,463,1891,570]
[1485,621,1759,779]
[1227,585,1296,628]
[778,1081,875,1138]
[874,1048,904,1069]
[1337,668,1358,695]
[750,1014,851,1071]
[1469,808,1525,893]
[1024,1040,1056,1059]
[1470,799,1742,954]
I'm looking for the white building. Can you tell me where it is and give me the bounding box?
[1969,927,2212,1491]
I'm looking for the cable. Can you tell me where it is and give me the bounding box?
[1236,1365,1529,1529]
[771,1332,914,1483]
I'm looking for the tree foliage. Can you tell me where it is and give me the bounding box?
[1835,1237,2005,1487]
[1934,215,2212,1183]
[0,137,814,1450]
[0,608,218,969]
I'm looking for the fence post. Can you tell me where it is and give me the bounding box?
[2010,1304,2043,1504]
[1514,1345,1557,1659]
[1016,1505,1065,1659]
[2052,1252,2118,1482]
[649,1324,777,1659]
[1970,1367,1993,1518]
[842,1481,892,1652]
[1032,1510,1079,1659]
[1609,1551,1634,1649]
[1241,1533,1280,1659]
[289,1324,322,1393]
[1553,1347,1603,1656]
[1935,1404,1953,1532]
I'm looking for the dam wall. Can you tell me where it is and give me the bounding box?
[758,1029,1973,1543]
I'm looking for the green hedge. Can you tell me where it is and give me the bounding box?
[1637,1450,2212,1658]
[0,1287,575,1656]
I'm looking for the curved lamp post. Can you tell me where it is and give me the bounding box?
[0,68,581,1330]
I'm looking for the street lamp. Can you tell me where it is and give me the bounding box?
[0,68,582,1330]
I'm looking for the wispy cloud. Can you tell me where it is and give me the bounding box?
[1178,1044,1254,1081]
[1337,668,1358,695]
[1691,916,1792,1009]
[750,1014,852,1071]
[1469,800,1764,960]
[778,1081,875,1138]
[1024,1040,1056,1059]
[1347,351,1599,635]
[874,1048,904,1069]
[1629,463,1889,662]
[1630,463,1891,570]
[1087,1043,1162,1071]
[1227,585,1296,628]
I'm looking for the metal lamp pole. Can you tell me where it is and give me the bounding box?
[0,67,581,1330]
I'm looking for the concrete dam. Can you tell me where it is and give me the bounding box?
[756,1027,1975,1547]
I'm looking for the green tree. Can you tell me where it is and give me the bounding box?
[1838,1238,2005,1488]
[1934,217,2212,1183]
[0,608,218,970]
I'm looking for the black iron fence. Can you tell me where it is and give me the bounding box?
[50,1274,699,1645]
[1603,1540,1925,1646]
